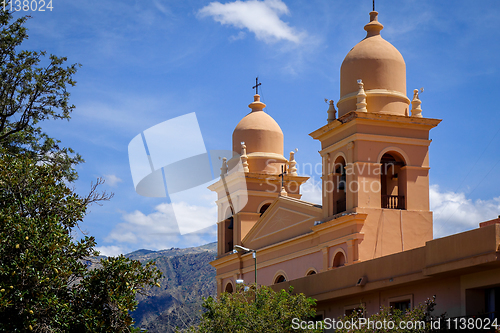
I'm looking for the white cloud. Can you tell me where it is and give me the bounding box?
[107,203,179,245]
[300,178,322,205]
[95,245,126,257]
[170,201,218,234]
[430,185,500,238]
[103,202,217,251]
[198,0,305,44]
[104,174,123,187]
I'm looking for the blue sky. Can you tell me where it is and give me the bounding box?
[19,0,500,255]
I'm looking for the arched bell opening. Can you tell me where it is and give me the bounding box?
[333,156,347,214]
[223,207,234,253]
[380,152,406,210]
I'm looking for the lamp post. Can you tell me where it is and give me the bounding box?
[233,245,257,287]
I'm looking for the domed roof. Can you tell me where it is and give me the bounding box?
[337,11,410,117]
[232,95,283,156]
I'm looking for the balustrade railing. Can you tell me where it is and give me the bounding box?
[382,195,405,209]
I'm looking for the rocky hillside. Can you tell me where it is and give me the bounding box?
[129,242,217,332]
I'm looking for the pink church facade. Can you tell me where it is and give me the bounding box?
[210,10,500,323]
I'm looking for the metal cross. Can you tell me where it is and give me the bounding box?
[279,164,287,190]
[252,77,262,95]
[373,0,375,11]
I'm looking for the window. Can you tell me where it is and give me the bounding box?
[274,275,286,284]
[259,203,271,216]
[380,152,406,210]
[388,295,413,313]
[332,251,346,268]
[390,300,411,312]
[466,287,500,319]
[224,282,234,294]
[306,269,317,276]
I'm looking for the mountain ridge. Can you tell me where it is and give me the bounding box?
[128,242,217,332]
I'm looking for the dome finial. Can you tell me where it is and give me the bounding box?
[364,11,383,37]
[248,94,266,112]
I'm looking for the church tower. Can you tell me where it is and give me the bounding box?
[310,11,441,261]
[209,92,309,257]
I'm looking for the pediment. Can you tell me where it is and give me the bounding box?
[243,196,322,250]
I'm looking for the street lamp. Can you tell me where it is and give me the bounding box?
[233,245,257,287]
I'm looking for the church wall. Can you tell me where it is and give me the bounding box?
[314,222,364,248]
[216,258,241,277]
[316,274,463,321]
[355,140,429,167]
[271,246,426,297]
[405,166,430,211]
[216,250,325,287]
[425,224,500,270]
[320,125,357,150]
[356,122,430,140]
[239,213,260,241]
[251,251,324,286]
[355,208,433,260]
[247,237,322,269]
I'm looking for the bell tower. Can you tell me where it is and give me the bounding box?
[209,92,309,257]
[310,11,441,261]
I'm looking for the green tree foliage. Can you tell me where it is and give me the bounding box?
[0,154,163,332]
[0,9,82,181]
[0,8,164,332]
[182,284,322,333]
